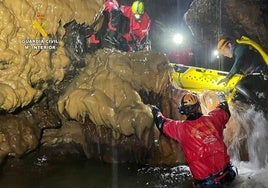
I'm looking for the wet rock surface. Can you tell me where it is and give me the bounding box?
[0,0,267,168]
[185,0,268,49]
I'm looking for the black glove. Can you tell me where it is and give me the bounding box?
[151,105,165,134]
[216,92,230,116]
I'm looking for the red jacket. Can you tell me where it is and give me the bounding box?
[161,107,230,180]
[120,5,151,47]
[104,0,119,12]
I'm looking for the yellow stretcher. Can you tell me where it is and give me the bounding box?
[171,36,268,102]
[171,64,243,102]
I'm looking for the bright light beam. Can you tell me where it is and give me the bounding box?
[213,49,220,59]
[173,33,183,45]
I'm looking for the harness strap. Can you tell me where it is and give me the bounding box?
[196,163,232,185]
[213,164,230,181]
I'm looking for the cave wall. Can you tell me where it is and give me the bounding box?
[0,0,105,164]
[0,0,265,167]
[0,0,104,112]
[185,0,268,49]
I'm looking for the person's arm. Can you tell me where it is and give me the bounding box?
[216,92,230,116]
[110,8,122,30]
[151,105,183,142]
[218,59,238,85]
[207,92,231,133]
[218,45,246,84]
[151,105,166,134]
[224,50,243,81]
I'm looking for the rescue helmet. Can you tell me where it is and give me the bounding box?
[131,1,144,15]
[178,93,200,115]
[217,38,231,54]
[132,1,145,19]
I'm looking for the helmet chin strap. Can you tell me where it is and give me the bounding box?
[186,112,203,120]
[134,14,141,21]
[185,103,202,120]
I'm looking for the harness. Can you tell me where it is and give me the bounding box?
[195,163,236,187]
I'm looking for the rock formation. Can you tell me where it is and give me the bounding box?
[0,0,104,164]
[185,0,268,49]
[0,0,267,168]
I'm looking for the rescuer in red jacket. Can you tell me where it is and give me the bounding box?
[151,92,236,188]
[120,0,151,51]
[89,0,151,52]
[88,0,127,51]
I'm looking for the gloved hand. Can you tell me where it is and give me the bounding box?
[217,77,229,85]
[151,105,160,115]
[216,92,230,115]
[151,105,165,134]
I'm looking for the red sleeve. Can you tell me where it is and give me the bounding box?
[141,13,151,32]
[135,13,150,41]
[161,116,185,143]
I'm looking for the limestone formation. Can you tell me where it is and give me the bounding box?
[0,0,104,112]
[57,49,173,140]
[0,0,266,168]
[0,0,104,164]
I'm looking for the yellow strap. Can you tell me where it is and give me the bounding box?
[236,36,268,66]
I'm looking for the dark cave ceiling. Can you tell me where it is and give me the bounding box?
[117,0,268,69]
